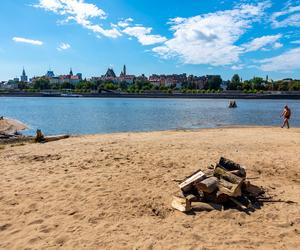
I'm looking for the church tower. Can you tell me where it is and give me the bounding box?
[20,68,28,82]
[123,65,126,76]
[69,68,73,76]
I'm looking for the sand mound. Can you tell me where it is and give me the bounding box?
[0,118,28,135]
[0,127,299,249]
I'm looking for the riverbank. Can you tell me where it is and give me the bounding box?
[1,91,300,99]
[0,127,299,249]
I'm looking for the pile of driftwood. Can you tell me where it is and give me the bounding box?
[172,157,266,213]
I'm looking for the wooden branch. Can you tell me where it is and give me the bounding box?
[257,199,297,204]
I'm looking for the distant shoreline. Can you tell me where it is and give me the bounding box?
[1,91,300,99]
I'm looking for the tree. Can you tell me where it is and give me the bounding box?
[228,74,241,90]
[251,77,264,90]
[18,81,29,90]
[242,80,252,90]
[206,76,222,90]
[33,77,50,90]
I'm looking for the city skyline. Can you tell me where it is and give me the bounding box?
[1,0,300,81]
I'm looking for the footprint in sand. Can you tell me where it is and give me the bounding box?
[0,223,12,231]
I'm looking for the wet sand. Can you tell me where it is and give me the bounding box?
[0,127,299,249]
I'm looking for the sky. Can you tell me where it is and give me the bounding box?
[1,0,300,81]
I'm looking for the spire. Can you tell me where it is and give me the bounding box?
[123,64,126,76]
[70,68,73,76]
[20,67,28,82]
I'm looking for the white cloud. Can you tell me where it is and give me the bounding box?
[259,47,300,71]
[291,40,300,44]
[231,64,245,70]
[117,18,134,28]
[273,42,283,49]
[122,26,167,45]
[35,0,121,38]
[152,2,271,66]
[57,42,71,51]
[242,34,282,52]
[12,37,43,46]
[271,4,300,28]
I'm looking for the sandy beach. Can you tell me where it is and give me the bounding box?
[0,118,28,135]
[0,127,300,250]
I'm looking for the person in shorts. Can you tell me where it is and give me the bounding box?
[281,105,291,129]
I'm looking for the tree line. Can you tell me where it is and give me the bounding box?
[16,76,223,93]
[14,74,300,93]
[227,74,300,92]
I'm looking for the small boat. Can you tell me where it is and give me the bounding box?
[228,100,237,108]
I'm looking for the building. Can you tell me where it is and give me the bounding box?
[20,68,28,82]
[92,66,136,84]
[34,68,82,85]
[46,70,55,78]
[120,65,126,76]
[149,74,187,88]
[118,65,135,84]
[105,68,117,78]
[187,75,207,89]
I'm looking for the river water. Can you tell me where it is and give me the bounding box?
[0,97,299,135]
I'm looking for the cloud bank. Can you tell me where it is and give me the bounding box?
[152,2,271,66]
[13,37,43,46]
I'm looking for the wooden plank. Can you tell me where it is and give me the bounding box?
[218,178,242,197]
[178,170,206,192]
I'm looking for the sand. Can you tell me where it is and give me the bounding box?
[0,118,28,135]
[0,127,300,250]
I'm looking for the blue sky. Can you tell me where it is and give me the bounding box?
[1,0,300,81]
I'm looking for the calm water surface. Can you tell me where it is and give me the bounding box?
[0,97,299,135]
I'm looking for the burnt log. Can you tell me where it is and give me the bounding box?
[219,157,246,177]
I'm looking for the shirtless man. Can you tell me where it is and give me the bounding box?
[281,105,291,129]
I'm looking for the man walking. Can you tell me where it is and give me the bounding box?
[281,105,291,129]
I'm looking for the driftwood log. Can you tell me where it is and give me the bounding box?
[35,129,70,143]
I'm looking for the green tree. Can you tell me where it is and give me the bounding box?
[206,76,222,90]
[33,77,50,90]
[251,77,264,90]
[228,74,241,90]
